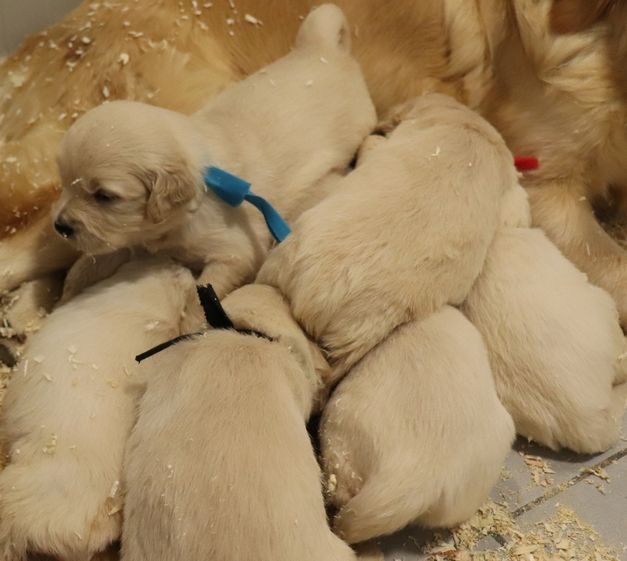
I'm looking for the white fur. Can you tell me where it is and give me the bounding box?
[257,93,517,381]
[463,225,627,453]
[0,259,194,560]
[54,4,376,300]
[320,307,515,544]
[121,284,354,561]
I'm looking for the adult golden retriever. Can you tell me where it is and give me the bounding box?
[1,0,627,321]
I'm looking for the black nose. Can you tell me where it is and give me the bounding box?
[54,220,75,239]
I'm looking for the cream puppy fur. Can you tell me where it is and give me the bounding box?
[463,218,627,454]
[121,284,353,561]
[53,4,376,300]
[257,93,516,382]
[0,259,194,561]
[319,307,515,544]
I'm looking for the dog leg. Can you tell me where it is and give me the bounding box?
[0,275,63,366]
[527,181,627,327]
[0,215,79,294]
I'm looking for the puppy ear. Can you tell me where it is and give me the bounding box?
[295,4,351,53]
[550,0,615,33]
[145,160,199,223]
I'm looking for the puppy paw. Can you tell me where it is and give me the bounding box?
[0,459,122,561]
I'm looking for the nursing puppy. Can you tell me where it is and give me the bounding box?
[462,202,627,454]
[53,4,375,300]
[0,259,194,561]
[122,284,354,561]
[320,307,515,544]
[257,93,516,382]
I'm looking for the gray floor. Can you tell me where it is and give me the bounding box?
[367,415,627,560]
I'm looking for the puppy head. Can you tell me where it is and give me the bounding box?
[54,101,202,255]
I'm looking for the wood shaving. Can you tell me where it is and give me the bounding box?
[521,453,555,487]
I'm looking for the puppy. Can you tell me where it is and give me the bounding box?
[121,284,354,561]
[257,93,516,381]
[319,307,515,544]
[53,4,376,300]
[0,258,194,561]
[462,220,627,454]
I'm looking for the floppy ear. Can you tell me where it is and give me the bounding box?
[145,160,199,223]
[550,0,616,33]
[295,4,351,53]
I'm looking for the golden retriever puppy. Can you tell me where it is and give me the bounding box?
[462,221,627,454]
[257,93,516,381]
[0,258,194,561]
[3,0,627,325]
[319,307,515,544]
[52,4,375,300]
[121,284,354,561]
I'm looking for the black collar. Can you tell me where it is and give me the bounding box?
[135,284,273,363]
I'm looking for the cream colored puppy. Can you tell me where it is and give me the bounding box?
[122,284,354,561]
[320,307,515,544]
[257,93,516,382]
[0,259,194,561]
[54,3,376,300]
[463,222,627,454]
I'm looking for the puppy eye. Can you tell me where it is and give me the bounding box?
[93,189,118,203]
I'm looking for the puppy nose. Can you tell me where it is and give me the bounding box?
[54,220,75,239]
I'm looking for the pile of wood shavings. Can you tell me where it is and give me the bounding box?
[420,502,621,561]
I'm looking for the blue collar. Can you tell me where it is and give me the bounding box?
[203,166,291,243]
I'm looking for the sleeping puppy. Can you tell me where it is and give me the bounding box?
[462,191,627,454]
[0,258,194,561]
[53,3,375,301]
[319,307,515,544]
[256,93,516,383]
[121,284,354,561]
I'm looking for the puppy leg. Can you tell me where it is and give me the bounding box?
[60,249,131,304]
[527,181,627,327]
[0,275,63,366]
[321,307,514,544]
[0,215,78,294]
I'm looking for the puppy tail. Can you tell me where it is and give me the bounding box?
[295,4,351,53]
[333,473,437,544]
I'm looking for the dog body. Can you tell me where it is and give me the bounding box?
[52,4,375,300]
[122,284,353,561]
[320,306,515,544]
[0,259,194,560]
[4,0,627,326]
[257,94,515,380]
[463,221,627,453]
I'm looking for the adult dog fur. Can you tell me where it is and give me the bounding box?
[52,4,375,301]
[121,284,353,561]
[0,259,194,561]
[2,0,627,324]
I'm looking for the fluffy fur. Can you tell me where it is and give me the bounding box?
[257,93,516,381]
[319,307,515,544]
[52,4,375,300]
[3,0,627,324]
[462,222,627,453]
[0,259,194,560]
[121,284,352,561]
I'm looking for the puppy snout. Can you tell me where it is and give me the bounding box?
[53,219,75,239]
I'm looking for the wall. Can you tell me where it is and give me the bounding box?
[0,0,82,55]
